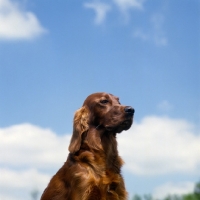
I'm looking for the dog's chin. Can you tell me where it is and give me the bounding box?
[105,119,133,133]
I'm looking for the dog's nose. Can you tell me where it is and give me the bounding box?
[124,106,135,115]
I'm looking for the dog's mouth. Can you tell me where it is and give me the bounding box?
[120,118,133,130]
[121,119,131,126]
[105,118,133,132]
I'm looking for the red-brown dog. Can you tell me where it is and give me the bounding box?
[41,92,134,200]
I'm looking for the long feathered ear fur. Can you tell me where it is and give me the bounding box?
[85,129,102,151]
[68,106,89,153]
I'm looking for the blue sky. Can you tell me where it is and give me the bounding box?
[0,0,199,199]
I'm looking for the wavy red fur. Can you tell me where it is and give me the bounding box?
[40,92,134,200]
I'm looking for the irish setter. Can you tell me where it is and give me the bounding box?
[40,92,134,200]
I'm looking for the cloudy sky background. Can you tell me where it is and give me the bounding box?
[0,0,199,200]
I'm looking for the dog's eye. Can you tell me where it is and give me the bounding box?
[100,99,109,104]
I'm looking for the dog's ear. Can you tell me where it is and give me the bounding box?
[85,129,102,151]
[68,106,89,154]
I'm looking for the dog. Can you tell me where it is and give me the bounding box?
[40,92,134,200]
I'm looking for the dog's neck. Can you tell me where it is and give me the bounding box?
[81,127,123,173]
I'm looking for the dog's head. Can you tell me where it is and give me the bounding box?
[68,92,134,153]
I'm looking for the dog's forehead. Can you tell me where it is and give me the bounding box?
[83,92,119,105]
[107,93,119,102]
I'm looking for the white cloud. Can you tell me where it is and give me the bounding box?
[84,1,111,24]
[133,13,168,46]
[0,168,49,190]
[83,0,168,47]
[84,0,145,24]
[0,168,50,200]
[0,0,47,40]
[157,100,173,112]
[0,123,71,169]
[0,124,70,200]
[118,116,200,175]
[153,181,195,199]
[113,0,144,11]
